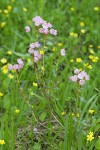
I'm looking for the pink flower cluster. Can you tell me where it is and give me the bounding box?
[8,59,24,71]
[32,16,57,35]
[28,42,42,63]
[69,69,90,86]
[60,49,66,56]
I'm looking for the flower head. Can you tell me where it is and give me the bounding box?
[25,26,30,32]
[87,131,94,141]
[60,49,66,56]
[0,140,5,145]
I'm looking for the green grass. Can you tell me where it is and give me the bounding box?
[0,0,100,150]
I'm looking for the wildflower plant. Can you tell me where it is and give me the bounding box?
[0,1,100,149]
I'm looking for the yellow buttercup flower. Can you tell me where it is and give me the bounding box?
[33,82,38,87]
[1,58,7,64]
[76,113,80,118]
[69,32,78,38]
[0,22,6,28]
[76,58,82,62]
[2,65,8,74]
[89,109,94,114]
[8,74,14,79]
[89,45,93,48]
[61,112,66,115]
[81,29,85,34]
[87,65,92,69]
[58,43,62,47]
[7,51,12,55]
[15,109,20,113]
[80,22,85,27]
[89,55,94,60]
[0,92,3,97]
[94,7,99,11]
[40,50,44,55]
[0,140,5,145]
[97,46,100,49]
[7,5,12,12]
[41,66,45,71]
[52,47,57,51]
[89,49,94,54]
[70,59,74,62]
[84,63,89,67]
[3,9,9,14]
[87,131,94,141]
[23,8,28,12]
[92,59,98,63]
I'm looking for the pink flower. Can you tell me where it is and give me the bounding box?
[32,16,43,26]
[74,69,80,74]
[28,48,35,54]
[79,80,85,86]
[39,28,49,34]
[30,42,40,49]
[8,64,13,70]
[69,75,78,82]
[60,49,66,56]
[33,51,42,63]
[85,74,90,80]
[8,59,24,71]
[25,26,30,32]
[50,29,57,36]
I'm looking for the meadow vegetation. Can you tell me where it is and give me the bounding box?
[0,0,100,149]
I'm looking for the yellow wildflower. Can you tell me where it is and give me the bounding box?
[81,29,85,34]
[0,22,6,28]
[61,112,66,115]
[27,58,31,63]
[11,0,15,2]
[70,59,74,62]
[33,82,38,87]
[94,7,99,11]
[1,58,7,64]
[8,74,14,79]
[72,113,74,116]
[0,140,5,145]
[3,9,9,14]
[7,5,12,12]
[41,66,45,71]
[92,59,97,63]
[76,58,82,62]
[97,46,100,49]
[89,45,93,48]
[87,65,92,69]
[80,22,85,27]
[84,63,89,67]
[70,7,75,11]
[89,109,94,114]
[89,55,94,60]
[7,51,12,55]
[23,8,28,12]
[89,49,94,54]
[2,65,8,74]
[76,113,80,118]
[15,109,20,113]
[40,50,44,55]
[0,92,3,97]
[58,43,62,46]
[52,47,57,51]
[87,131,94,141]
[74,33,78,38]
